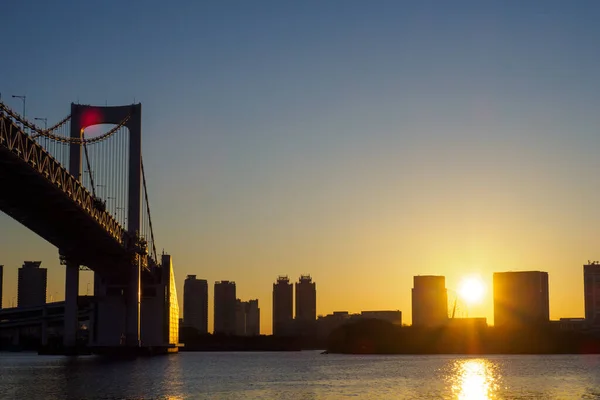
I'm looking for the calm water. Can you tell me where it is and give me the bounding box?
[1,352,600,399]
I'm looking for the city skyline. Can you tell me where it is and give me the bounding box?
[3,263,597,333]
[3,1,600,334]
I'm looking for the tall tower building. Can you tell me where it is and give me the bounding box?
[0,264,3,309]
[246,299,260,336]
[295,275,316,322]
[235,299,247,336]
[183,275,208,334]
[234,299,261,336]
[584,262,600,327]
[493,271,549,328]
[412,275,448,327]
[214,281,236,335]
[273,276,293,336]
[17,261,47,307]
[295,275,316,336]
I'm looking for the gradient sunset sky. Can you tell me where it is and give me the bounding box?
[2,1,600,333]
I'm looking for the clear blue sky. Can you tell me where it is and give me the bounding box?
[2,1,600,332]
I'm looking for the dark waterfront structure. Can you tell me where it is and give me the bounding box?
[0,296,96,351]
[214,281,236,335]
[317,310,402,340]
[17,261,47,308]
[412,275,448,327]
[273,276,293,336]
[360,310,402,325]
[183,275,208,334]
[493,271,549,328]
[584,262,600,327]
[326,318,600,355]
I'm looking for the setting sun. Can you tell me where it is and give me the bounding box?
[458,276,486,305]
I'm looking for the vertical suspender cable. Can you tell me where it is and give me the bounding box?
[112,131,116,215]
[122,127,126,226]
[122,127,126,227]
[102,139,106,198]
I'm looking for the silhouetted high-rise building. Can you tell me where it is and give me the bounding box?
[295,275,316,336]
[234,298,261,336]
[246,299,260,336]
[412,275,448,326]
[17,261,47,307]
[584,262,600,327]
[296,275,316,322]
[235,299,246,335]
[273,276,293,336]
[214,281,236,335]
[0,264,3,309]
[183,275,208,334]
[493,271,549,327]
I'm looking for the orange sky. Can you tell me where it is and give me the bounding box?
[0,206,590,335]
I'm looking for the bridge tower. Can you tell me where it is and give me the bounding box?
[65,104,142,349]
[0,99,178,354]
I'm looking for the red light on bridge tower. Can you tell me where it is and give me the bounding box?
[80,108,103,129]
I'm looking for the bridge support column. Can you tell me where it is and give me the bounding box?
[126,258,141,347]
[64,262,79,348]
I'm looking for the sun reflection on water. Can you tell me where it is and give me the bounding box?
[450,359,499,399]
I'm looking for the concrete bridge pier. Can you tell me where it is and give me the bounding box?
[86,254,180,355]
[63,262,79,348]
[126,259,141,347]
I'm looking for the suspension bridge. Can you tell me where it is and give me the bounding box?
[0,100,179,354]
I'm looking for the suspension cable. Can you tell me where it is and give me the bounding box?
[31,114,72,138]
[141,156,157,261]
[0,100,130,144]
